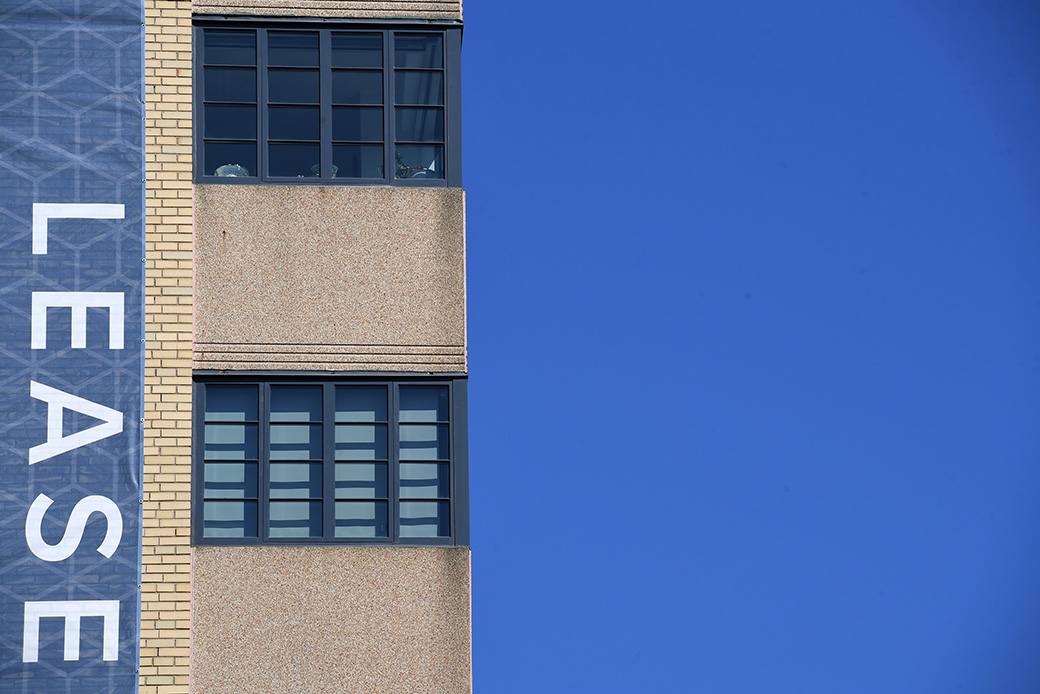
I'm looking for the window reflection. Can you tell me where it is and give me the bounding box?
[395,145,443,179]
[332,33,382,68]
[204,30,255,65]
[268,31,318,67]
[394,34,442,69]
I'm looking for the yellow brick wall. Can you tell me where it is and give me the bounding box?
[143,2,193,693]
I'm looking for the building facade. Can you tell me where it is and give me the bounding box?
[144,1,470,692]
[0,1,465,694]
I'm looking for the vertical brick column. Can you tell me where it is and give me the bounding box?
[142,2,193,692]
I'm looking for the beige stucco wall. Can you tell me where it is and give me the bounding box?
[193,0,462,21]
[194,185,466,372]
[192,545,472,694]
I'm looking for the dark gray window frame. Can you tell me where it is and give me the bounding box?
[192,373,469,547]
[193,19,463,187]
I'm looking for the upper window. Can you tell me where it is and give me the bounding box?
[193,377,468,546]
[194,23,462,186]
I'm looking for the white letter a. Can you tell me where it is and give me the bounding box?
[29,382,123,465]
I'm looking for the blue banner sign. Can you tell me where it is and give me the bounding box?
[0,2,144,692]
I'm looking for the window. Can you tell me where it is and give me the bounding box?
[193,377,468,545]
[194,23,462,186]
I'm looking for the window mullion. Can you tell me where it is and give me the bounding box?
[258,381,269,541]
[390,381,399,543]
[319,30,332,179]
[445,26,461,186]
[253,28,262,181]
[195,28,205,142]
[193,382,204,542]
[321,383,335,540]
[384,29,393,184]
[258,28,269,182]
[448,381,455,542]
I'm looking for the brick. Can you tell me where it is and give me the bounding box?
[143,5,192,691]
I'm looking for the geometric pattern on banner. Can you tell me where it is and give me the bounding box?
[0,1,144,692]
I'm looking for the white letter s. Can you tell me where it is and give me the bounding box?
[25,494,122,562]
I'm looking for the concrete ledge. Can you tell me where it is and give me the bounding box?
[192,0,463,21]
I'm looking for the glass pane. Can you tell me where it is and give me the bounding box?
[399,501,449,538]
[269,462,322,498]
[399,424,449,460]
[270,386,322,422]
[268,31,318,66]
[332,107,383,142]
[399,462,449,498]
[395,71,443,105]
[269,501,322,538]
[203,500,258,538]
[205,66,256,102]
[334,144,383,179]
[394,34,442,69]
[204,104,256,140]
[335,423,387,460]
[335,386,387,422]
[204,30,256,66]
[399,386,449,421]
[335,501,388,538]
[332,33,382,68]
[205,386,258,421]
[395,107,443,143]
[269,143,320,178]
[205,142,256,177]
[269,106,319,141]
[335,462,388,498]
[332,70,383,105]
[270,424,322,460]
[268,68,319,103]
[204,462,258,499]
[204,423,258,460]
[394,144,443,179]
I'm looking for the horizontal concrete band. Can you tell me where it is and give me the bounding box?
[195,342,466,370]
[197,363,466,373]
[193,0,462,20]
[195,342,465,354]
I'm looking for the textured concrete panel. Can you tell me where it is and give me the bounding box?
[193,545,472,694]
[193,0,462,21]
[194,185,466,371]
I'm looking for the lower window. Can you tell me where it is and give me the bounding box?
[193,376,465,545]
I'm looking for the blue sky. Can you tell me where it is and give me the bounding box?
[462,2,1040,692]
